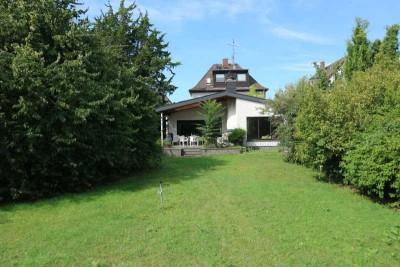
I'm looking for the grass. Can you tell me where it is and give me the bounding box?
[1,150,399,266]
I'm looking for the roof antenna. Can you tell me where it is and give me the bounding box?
[227,39,238,67]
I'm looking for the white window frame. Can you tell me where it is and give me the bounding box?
[215,74,225,82]
[237,74,246,82]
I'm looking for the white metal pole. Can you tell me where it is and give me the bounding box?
[160,112,163,147]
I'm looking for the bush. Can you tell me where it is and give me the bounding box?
[342,110,400,199]
[228,128,246,146]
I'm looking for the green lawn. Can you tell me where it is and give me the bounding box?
[1,151,399,266]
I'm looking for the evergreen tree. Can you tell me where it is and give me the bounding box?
[378,24,400,61]
[344,18,372,80]
[197,100,224,147]
[94,0,179,169]
[370,39,382,62]
[0,0,178,200]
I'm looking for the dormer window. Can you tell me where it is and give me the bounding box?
[215,74,224,82]
[237,73,246,82]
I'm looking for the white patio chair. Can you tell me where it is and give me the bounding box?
[179,135,188,146]
[172,136,180,145]
[190,135,199,146]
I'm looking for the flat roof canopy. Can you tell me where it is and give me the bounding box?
[156,91,266,114]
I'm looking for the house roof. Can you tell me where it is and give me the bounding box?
[310,57,345,80]
[156,91,266,114]
[189,62,268,93]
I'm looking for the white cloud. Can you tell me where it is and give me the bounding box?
[136,0,273,23]
[271,26,331,44]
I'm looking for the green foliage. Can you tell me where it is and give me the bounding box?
[267,78,312,162]
[344,18,373,80]
[163,140,172,147]
[247,84,264,98]
[228,128,246,145]
[312,62,330,90]
[379,24,400,61]
[197,100,224,147]
[342,87,400,199]
[271,18,400,200]
[0,0,177,200]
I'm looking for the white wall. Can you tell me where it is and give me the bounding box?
[236,98,271,129]
[226,98,237,129]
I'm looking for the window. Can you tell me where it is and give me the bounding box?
[247,117,275,140]
[237,73,246,82]
[215,74,225,82]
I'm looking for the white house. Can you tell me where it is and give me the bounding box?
[156,58,278,147]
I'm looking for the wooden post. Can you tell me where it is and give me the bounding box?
[160,112,163,147]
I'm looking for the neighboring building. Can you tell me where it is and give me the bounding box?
[156,58,278,148]
[310,57,345,84]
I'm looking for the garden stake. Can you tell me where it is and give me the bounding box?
[158,181,164,209]
[319,165,323,180]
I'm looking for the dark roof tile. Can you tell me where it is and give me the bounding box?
[189,63,268,92]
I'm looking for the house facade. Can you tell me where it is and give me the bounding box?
[156,58,278,147]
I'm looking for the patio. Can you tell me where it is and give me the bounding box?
[163,145,242,157]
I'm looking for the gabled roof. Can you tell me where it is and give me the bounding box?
[156,91,266,114]
[310,57,345,80]
[189,63,268,93]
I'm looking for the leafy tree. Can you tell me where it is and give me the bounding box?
[292,82,328,169]
[197,100,224,147]
[270,18,400,200]
[344,18,372,80]
[378,24,400,61]
[342,69,400,199]
[267,78,311,162]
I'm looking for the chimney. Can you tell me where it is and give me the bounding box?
[320,61,325,69]
[222,58,229,68]
[226,76,237,93]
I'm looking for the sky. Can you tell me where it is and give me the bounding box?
[83,0,400,102]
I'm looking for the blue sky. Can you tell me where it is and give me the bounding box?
[83,0,400,102]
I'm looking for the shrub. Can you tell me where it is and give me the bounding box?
[342,109,400,199]
[228,128,246,146]
[163,140,172,147]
